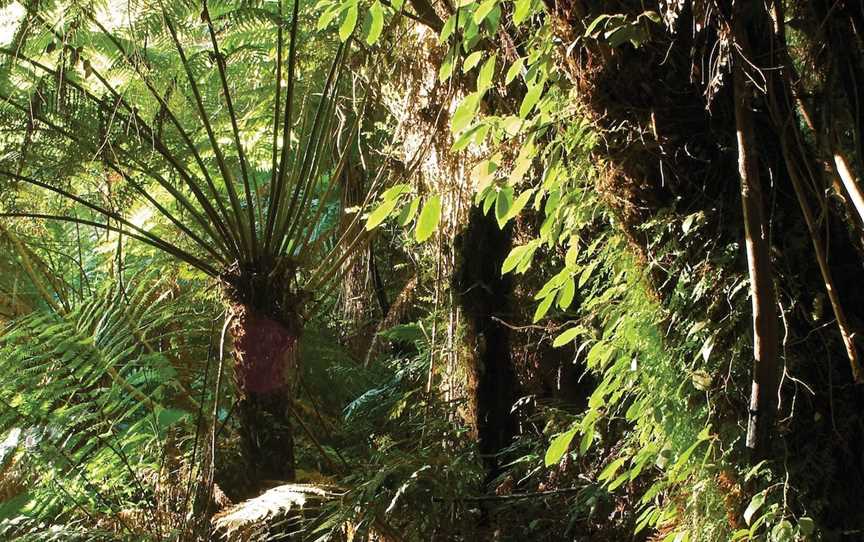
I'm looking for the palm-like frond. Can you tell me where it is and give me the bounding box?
[0,0,381,322]
[0,275,215,539]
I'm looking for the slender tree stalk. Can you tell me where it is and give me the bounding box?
[732,8,779,456]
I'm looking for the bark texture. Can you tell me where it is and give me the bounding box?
[230,303,298,485]
[454,206,518,478]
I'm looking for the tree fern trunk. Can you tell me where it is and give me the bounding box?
[229,303,298,485]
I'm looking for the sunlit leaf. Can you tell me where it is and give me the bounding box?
[415,195,442,242]
[544,428,577,466]
[366,1,385,45]
[339,2,359,41]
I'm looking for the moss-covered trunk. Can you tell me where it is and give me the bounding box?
[455,206,518,478]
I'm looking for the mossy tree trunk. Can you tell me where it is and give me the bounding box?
[454,206,518,479]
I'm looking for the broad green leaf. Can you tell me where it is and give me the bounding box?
[451,123,483,151]
[505,57,525,85]
[557,277,575,309]
[513,0,533,25]
[578,260,597,287]
[640,10,662,24]
[533,293,555,322]
[366,1,385,45]
[502,115,523,136]
[318,4,346,30]
[552,326,583,347]
[771,520,794,542]
[398,196,421,226]
[339,2,359,41]
[382,183,410,201]
[499,189,533,226]
[471,159,498,192]
[477,55,496,90]
[473,0,497,24]
[366,198,401,230]
[451,92,481,133]
[439,52,454,81]
[584,14,610,36]
[501,242,537,274]
[156,407,187,429]
[462,51,484,72]
[743,492,765,526]
[508,140,536,184]
[598,457,627,482]
[482,188,497,214]
[519,80,544,118]
[579,425,595,454]
[415,195,442,242]
[439,14,457,43]
[544,428,577,466]
[392,0,404,9]
[495,186,514,228]
[565,241,579,268]
[535,268,569,299]
[797,517,815,536]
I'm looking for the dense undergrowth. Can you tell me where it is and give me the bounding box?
[2,0,864,540]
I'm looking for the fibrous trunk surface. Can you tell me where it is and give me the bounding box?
[229,303,298,486]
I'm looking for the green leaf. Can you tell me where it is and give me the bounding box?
[339,2,359,41]
[439,14,457,43]
[598,457,627,482]
[498,189,533,226]
[477,54,496,91]
[451,92,481,133]
[771,520,794,542]
[398,196,421,226]
[513,0,533,26]
[797,517,815,536]
[471,158,498,192]
[382,183,410,201]
[501,242,537,274]
[473,0,498,24]
[451,123,483,152]
[557,277,575,309]
[743,491,766,526]
[533,294,554,323]
[366,197,401,230]
[495,186,514,228]
[366,1,385,45]
[318,4,346,31]
[392,0,404,9]
[439,52,455,81]
[584,14,610,36]
[640,10,662,24]
[415,195,442,242]
[462,51,484,72]
[544,428,577,466]
[505,57,524,85]
[579,425,595,454]
[552,326,584,347]
[508,140,536,187]
[519,80,544,118]
[502,115,523,136]
[565,242,579,268]
[156,407,187,429]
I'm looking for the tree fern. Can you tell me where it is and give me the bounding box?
[0,274,217,540]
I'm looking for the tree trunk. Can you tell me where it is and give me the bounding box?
[229,303,298,486]
[454,206,518,478]
[731,6,779,456]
